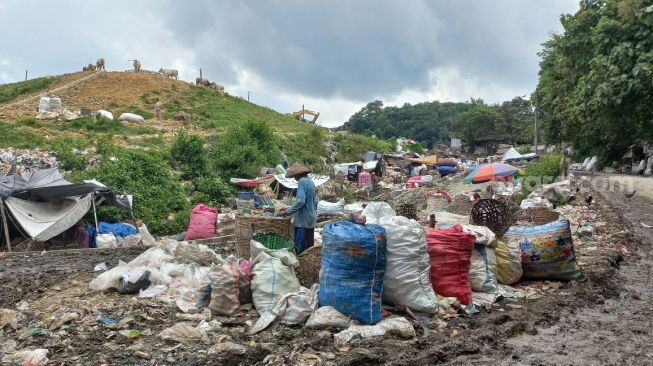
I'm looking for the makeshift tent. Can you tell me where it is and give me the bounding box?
[362,151,381,163]
[333,162,361,175]
[502,148,523,162]
[273,174,330,189]
[1,168,131,251]
[5,195,92,242]
[408,155,438,165]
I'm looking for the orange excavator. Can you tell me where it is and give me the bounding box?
[289,108,320,124]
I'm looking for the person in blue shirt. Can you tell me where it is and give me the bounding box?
[280,163,318,254]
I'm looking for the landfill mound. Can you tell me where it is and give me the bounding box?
[0,71,192,122]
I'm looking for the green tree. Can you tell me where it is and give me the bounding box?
[209,121,281,179]
[170,129,208,180]
[534,0,653,162]
[456,105,502,146]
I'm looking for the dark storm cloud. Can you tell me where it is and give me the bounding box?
[0,0,578,124]
[156,0,576,101]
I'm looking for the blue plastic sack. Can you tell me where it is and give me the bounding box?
[319,221,386,325]
[437,165,457,175]
[98,221,138,238]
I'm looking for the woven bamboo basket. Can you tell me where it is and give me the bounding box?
[296,244,322,287]
[396,203,418,220]
[470,199,514,236]
[514,208,560,226]
[235,215,292,259]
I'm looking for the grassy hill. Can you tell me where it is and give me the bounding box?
[0,70,390,235]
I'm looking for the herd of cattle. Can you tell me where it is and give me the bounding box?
[81,57,223,91]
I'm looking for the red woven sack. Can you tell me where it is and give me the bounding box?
[426,224,476,305]
[185,204,218,240]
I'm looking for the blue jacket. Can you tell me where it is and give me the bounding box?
[285,177,319,228]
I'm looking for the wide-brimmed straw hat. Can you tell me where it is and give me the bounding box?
[285,163,310,178]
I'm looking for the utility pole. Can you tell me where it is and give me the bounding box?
[247,91,250,102]
[534,98,539,155]
[25,70,28,81]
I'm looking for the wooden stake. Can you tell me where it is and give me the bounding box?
[1,199,12,252]
[91,194,99,234]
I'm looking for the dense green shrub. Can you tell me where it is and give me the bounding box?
[518,153,562,202]
[333,133,393,162]
[209,120,281,179]
[81,144,189,235]
[171,129,209,180]
[51,138,89,171]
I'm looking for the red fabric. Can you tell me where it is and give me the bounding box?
[426,224,476,305]
[185,204,218,240]
[358,171,373,187]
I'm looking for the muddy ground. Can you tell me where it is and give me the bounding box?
[0,175,651,365]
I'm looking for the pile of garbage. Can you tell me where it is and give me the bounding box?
[0,148,58,174]
[36,96,80,121]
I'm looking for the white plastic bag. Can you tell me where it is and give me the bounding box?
[118,112,145,123]
[89,262,131,291]
[469,244,498,293]
[251,251,300,314]
[361,202,396,224]
[116,233,142,248]
[248,284,319,334]
[434,211,469,225]
[378,216,437,313]
[305,306,353,330]
[139,224,156,246]
[9,348,49,366]
[128,247,174,268]
[333,317,415,346]
[139,284,168,298]
[317,199,345,216]
[462,225,498,247]
[96,233,117,249]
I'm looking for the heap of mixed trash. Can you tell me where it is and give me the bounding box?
[0,145,629,364]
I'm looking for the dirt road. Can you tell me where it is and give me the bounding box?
[450,175,653,365]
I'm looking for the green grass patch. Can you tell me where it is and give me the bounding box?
[117,106,154,120]
[0,122,46,148]
[333,133,393,162]
[47,117,159,135]
[0,76,60,103]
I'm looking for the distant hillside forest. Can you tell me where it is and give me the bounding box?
[342,97,535,150]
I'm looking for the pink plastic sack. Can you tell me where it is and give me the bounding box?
[185,204,218,240]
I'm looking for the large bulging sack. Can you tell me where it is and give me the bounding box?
[208,259,250,316]
[118,112,145,123]
[251,251,300,314]
[469,244,497,293]
[504,220,585,281]
[495,239,523,285]
[319,221,386,325]
[361,202,396,224]
[185,204,218,240]
[426,224,475,305]
[378,216,437,313]
[317,199,345,216]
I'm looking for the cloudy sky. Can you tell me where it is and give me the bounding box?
[0,0,578,127]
